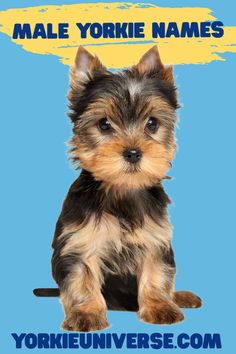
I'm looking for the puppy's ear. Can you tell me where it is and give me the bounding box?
[134,45,174,85]
[70,46,106,88]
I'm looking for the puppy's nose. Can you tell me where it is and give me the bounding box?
[123,148,142,164]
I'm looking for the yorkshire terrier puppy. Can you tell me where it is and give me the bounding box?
[34,45,201,331]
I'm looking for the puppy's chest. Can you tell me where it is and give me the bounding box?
[62,212,171,263]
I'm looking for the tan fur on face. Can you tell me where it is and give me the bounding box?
[70,94,176,189]
[74,139,174,189]
[71,134,175,190]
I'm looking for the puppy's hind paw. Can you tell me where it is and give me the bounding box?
[173,291,202,308]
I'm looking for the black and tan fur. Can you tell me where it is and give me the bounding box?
[34,45,201,331]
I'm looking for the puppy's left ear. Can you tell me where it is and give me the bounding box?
[134,45,174,85]
[70,46,106,88]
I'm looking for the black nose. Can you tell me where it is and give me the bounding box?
[123,148,142,164]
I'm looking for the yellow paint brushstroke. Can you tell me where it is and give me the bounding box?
[0,2,235,67]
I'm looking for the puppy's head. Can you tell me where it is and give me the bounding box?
[68,46,179,190]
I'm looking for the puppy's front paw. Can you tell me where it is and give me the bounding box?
[139,301,184,325]
[61,310,109,332]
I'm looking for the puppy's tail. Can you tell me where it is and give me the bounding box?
[33,288,60,297]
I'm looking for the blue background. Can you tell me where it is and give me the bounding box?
[0,0,235,353]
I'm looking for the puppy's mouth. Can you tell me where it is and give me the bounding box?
[124,163,141,174]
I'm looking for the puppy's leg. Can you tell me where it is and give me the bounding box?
[138,248,184,325]
[160,236,202,309]
[53,251,109,332]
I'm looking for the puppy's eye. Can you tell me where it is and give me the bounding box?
[145,117,159,133]
[98,118,112,132]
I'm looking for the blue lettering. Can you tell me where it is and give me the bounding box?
[38,333,50,349]
[11,333,26,349]
[152,22,165,38]
[177,333,190,349]
[76,23,91,38]
[150,333,163,349]
[47,24,57,39]
[128,23,134,38]
[68,333,78,349]
[127,333,137,348]
[106,333,112,348]
[13,24,31,39]
[112,333,126,348]
[62,333,68,348]
[137,333,149,348]
[59,23,69,38]
[33,23,47,39]
[212,21,224,38]
[103,23,115,38]
[191,333,203,349]
[134,22,145,38]
[25,333,37,349]
[50,334,63,348]
[79,333,92,349]
[93,333,106,349]
[201,22,211,37]
[90,23,103,38]
[203,333,222,349]
[164,333,174,348]
[181,22,200,37]
[115,23,128,38]
[166,22,180,37]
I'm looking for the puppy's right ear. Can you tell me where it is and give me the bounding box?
[70,46,106,89]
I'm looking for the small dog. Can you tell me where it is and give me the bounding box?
[34,45,201,331]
